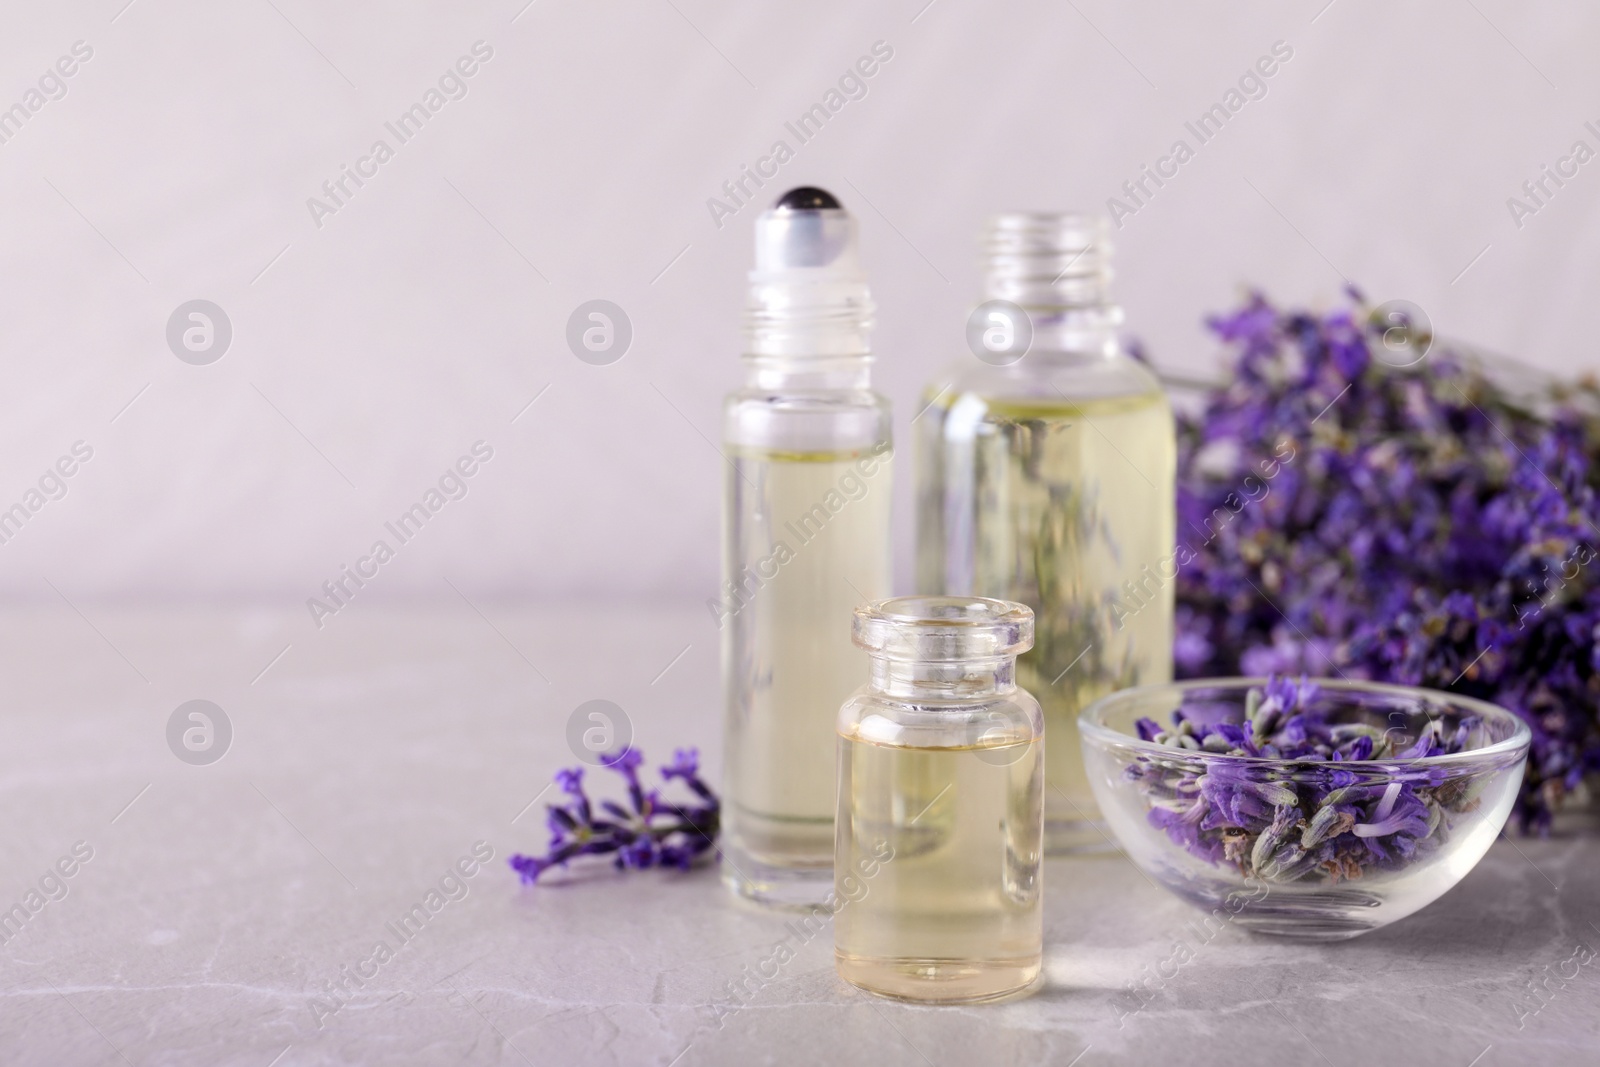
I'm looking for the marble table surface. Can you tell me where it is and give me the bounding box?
[2,602,1597,1066]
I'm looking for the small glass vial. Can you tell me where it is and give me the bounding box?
[915,213,1175,854]
[720,187,893,906]
[834,596,1044,1004]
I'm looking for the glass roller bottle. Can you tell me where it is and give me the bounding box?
[719,186,893,905]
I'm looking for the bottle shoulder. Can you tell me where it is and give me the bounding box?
[838,687,1045,749]
[927,353,1168,408]
[723,387,890,414]
[723,389,892,452]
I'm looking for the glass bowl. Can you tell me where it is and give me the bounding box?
[1079,677,1531,940]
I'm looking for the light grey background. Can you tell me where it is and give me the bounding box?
[1,0,1596,611]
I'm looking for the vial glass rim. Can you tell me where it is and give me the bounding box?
[852,596,1034,662]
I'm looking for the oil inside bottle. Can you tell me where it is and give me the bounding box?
[916,388,1174,850]
[834,731,1043,1003]
[722,446,892,894]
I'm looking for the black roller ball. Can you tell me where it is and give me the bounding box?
[775,186,842,211]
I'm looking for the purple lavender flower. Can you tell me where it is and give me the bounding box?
[660,748,700,779]
[1132,676,1482,884]
[509,747,720,884]
[1174,291,1600,833]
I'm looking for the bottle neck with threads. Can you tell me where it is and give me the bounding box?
[853,596,1034,702]
[983,212,1122,362]
[744,191,874,391]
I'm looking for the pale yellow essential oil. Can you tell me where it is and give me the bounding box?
[917,389,1174,850]
[722,445,892,897]
[834,731,1044,1003]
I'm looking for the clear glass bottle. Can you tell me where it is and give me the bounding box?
[915,213,1175,854]
[835,596,1044,1004]
[720,187,893,906]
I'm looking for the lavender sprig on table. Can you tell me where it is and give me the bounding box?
[1174,290,1600,833]
[1129,676,1485,884]
[509,747,719,884]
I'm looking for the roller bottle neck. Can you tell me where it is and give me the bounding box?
[742,196,875,385]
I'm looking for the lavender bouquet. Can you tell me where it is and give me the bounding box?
[1173,291,1600,833]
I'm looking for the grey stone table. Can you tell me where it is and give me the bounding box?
[2,603,1597,1066]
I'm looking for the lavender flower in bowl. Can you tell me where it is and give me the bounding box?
[1080,676,1530,940]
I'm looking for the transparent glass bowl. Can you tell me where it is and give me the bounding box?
[1080,678,1531,940]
